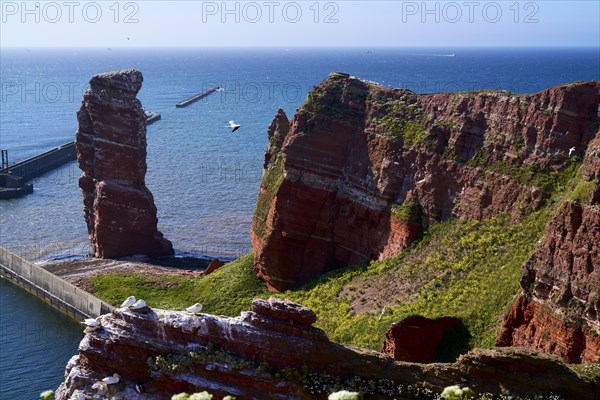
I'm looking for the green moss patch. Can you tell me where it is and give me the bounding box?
[467,149,582,197]
[389,202,422,224]
[252,156,284,240]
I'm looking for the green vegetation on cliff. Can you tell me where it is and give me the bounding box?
[90,147,587,359]
[252,156,285,240]
[91,208,548,355]
[284,208,550,352]
[465,149,582,197]
[389,201,422,224]
[368,97,428,146]
[375,115,428,145]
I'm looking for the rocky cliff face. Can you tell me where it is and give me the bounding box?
[76,70,173,258]
[497,132,600,363]
[55,298,595,400]
[252,74,600,291]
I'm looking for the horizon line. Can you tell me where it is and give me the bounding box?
[2,45,599,49]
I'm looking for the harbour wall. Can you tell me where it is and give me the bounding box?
[0,246,114,321]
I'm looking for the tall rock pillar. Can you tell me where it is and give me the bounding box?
[75,69,173,258]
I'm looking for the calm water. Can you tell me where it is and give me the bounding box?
[0,279,83,399]
[0,47,598,397]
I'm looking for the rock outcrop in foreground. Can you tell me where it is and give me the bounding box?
[76,70,173,258]
[251,75,600,292]
[497,132,600,363]
[56,298,595,400]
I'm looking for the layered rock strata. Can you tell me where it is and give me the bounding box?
[76,70,173,258]
[498,133,600,363]
[55,298,595,400]
[251,74,600,291]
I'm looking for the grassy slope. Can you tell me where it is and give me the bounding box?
[92,253,270,315]
[91,208,549,354]
[288,209,550,352]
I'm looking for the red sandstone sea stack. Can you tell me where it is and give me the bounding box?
[75,69,173,258]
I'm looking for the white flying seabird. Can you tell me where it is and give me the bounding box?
[569,147,576,157]
[226,120,241,132]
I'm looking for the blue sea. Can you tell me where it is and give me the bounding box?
[0,47,598,399]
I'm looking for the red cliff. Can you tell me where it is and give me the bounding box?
[252,74,600,291]
[497,131,600,363]
[76,70,173,258]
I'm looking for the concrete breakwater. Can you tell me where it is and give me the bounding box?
[176,87,220,107]
[0,142,76,199]
[0,112,161,200]
[0,246,113,320]
[2,141,76,181]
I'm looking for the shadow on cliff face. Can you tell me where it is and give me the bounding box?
[437,320,472,362]
[382,315,472,363]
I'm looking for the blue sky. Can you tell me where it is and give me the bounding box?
[1,1,599,47]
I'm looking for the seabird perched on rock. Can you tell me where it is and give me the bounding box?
[185,303,203,314]
[101,373,120,385]
[226,120,241,132]
[129,299,147,310]
[120,296,136,308]
[83,318,100,328]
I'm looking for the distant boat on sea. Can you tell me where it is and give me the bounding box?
[399,52,456,57]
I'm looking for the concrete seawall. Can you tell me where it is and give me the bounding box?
[0,142,75,199]
[3,142,76,181]
[176,87,219,107]
[0,246,113,320]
